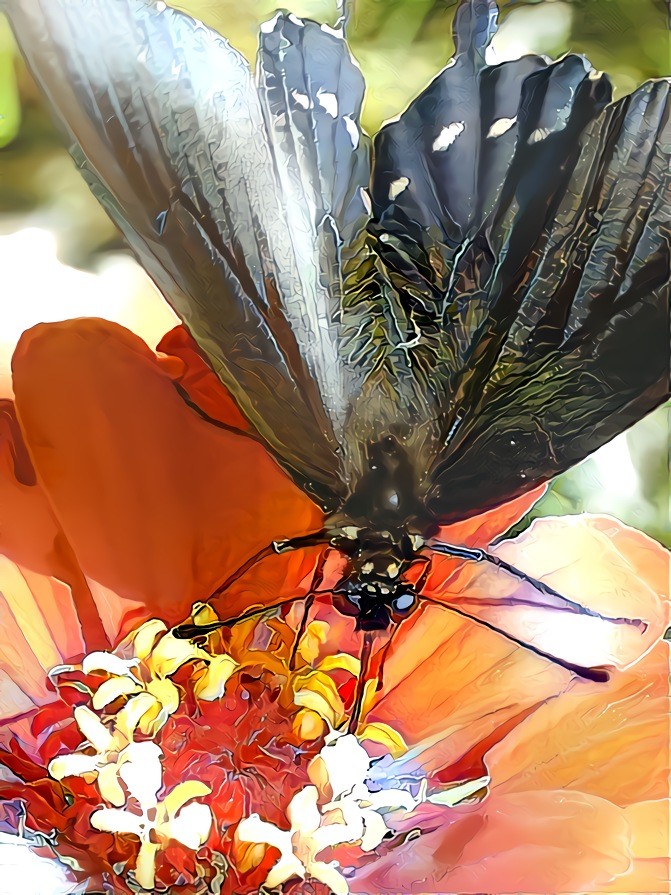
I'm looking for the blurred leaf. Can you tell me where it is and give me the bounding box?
[0,17,20,148]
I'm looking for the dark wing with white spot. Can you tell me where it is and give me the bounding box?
[426,77,670,520]
[368,0,670,521]
[5,0,377,507]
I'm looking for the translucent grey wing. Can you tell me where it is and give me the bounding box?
[255,13,371,439]
[427,78,671,520]
[6,0,369,507]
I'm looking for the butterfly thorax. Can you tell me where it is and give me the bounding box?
[328,526,424,631]
[338,434,429,532]
[325,434,429,631]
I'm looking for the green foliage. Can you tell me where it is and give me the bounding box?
[0,18,20,149]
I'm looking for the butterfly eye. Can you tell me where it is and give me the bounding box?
[391,592,416,615]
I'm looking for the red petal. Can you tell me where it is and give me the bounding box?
[156,326,251,432]
[435,485,546,548]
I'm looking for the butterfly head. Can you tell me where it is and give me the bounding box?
[330,526,423,631]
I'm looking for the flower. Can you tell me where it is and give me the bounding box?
[238,732,431,894]
[0,316,668,892]
[48,705,135,806]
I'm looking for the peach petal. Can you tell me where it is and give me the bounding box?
[485,640,669,807]
[422,515,667,672]
[369,603,573,777]
[11,319,323,629]
[351,790,632,893]
[573,800,670,893]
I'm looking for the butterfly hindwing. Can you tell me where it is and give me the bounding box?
[368,1,669,519]
[426,78,670,520]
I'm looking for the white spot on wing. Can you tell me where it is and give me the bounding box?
[260,13,282,33]
[388,176,410,200]
[359,187,372,214]
[432,121,465,151]
[317,90,338,118]
[321,23,344,39]
[156,0,167,11]
[343,114,359,148]
[291,90,310,110]
[528,126,551,144]
[487,116,517,138]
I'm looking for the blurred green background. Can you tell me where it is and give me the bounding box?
[0,0,668,545]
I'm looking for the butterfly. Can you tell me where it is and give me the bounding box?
[7,0,669,725]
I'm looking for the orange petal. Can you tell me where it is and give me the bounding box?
[351,790,632,893]
[0,399,108,650]
[0,557,94,756]
[435,484,547,548]
[11,320,323,630]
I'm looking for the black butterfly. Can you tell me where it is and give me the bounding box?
[8,0,669,723]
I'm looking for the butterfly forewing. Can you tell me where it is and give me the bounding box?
[368,3,669,520]
[7,0,368,507]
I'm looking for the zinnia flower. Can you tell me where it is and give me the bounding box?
[0,317,667,892]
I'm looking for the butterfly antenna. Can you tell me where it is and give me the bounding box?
[348,630,375,735]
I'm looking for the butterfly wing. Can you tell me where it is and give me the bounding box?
[425,77,670,521]
[6,0,381,508]
[369,0,670,521]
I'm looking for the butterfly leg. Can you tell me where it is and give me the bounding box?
[288,594,316,670]
[288,550,328,670]
[348,630,376,735]
[172,532,329,639]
